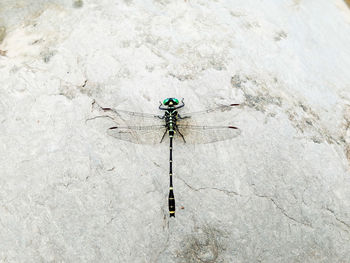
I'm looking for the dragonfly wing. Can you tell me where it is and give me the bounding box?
[107,125,167,144]
[176,125,241,144]
[92,100,164,126]
[180,104,240,118]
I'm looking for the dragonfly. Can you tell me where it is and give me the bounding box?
[92,98,241,217]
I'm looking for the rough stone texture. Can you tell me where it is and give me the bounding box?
[1,0,350,262]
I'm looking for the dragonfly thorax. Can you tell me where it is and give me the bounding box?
[164,110,178,124]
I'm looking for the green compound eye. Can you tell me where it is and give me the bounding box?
[163,98,180,105]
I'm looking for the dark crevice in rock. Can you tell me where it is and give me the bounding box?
[253,192,313,228]
[179,177,241,197]
[326,208,350,232]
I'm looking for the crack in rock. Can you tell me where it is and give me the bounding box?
[326,208,350,232]
[254,193,312,228]
[179,177,241,197]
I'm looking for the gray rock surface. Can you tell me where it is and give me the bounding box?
[1,0,350,262]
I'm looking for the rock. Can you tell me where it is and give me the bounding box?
[0,0,350,262]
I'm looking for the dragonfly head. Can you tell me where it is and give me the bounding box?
[163,98,179,107]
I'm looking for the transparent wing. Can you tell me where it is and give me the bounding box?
[107,125,167,144]
[176,125,241,144]
[92,100,164,126]
[102,107,162,119]
[180,104,240,118]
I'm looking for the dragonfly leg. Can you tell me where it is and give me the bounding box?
[159,102,168,110]
[174,98,185,110]
[160,130,167,143]
[178,114,190,119]
[176,127,186,143]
